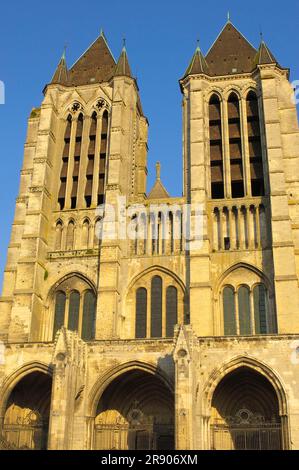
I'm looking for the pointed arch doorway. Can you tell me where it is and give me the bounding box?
[1,371,52,449]
[210,367,285,450]
[93,369,174,450]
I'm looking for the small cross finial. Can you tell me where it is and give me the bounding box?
[123,37,126,49]
[62,43,67,61]
[156,161,161,180]
[196,38,200,51]
[227,11,230,22]
[259,27,263,42]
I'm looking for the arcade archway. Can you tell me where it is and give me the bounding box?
[94,369,174,450]
[210,367,283,450]
[2,371,52,449]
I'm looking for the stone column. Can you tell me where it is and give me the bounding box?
[173,327,193,450]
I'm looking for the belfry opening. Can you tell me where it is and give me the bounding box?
[93,369,174,450]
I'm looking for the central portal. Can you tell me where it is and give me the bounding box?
[94,369,174,450]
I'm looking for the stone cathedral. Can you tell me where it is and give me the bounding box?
[1,19,299,450]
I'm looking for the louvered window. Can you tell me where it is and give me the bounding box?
[209,94,224,199]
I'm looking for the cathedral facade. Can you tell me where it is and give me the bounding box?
[1,20,299,450]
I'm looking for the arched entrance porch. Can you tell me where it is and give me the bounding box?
[210,366,284,450]
[93,368,174,450]
[1,371,52,449]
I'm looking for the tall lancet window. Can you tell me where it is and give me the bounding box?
[246,91,265,196]
[209,94,224,199]
[228,93,244,198]
[135,287,147,339]
[85,112,97,208]
[58,114,72,210]
[82,290,96,341]
[151,276,162,338]
[98,110,108,206]
[71,113,83,209]
[166,286,178,337]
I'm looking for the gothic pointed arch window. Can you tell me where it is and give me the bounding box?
[68,290,80,331]
[82,290,96,341]
[238,285,251,335]
[151,276,163,338]
[246,91,265,196]
[221,269,273,336]
[52,276,96,341]
[58,114,72,210]
[209,94,224,199]
[131,270,185,339]
[253,283,268,334]
[66,220,75,250]
[135,287,147,338]
[53,291,66,338]
[223,286,237,335]
[228,92,244,198]
[166,286,178,337]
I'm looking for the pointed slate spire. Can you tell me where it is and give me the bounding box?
[255,39,278,66]
[114,41,132,77]
[205,22,257,76]
[51,48,68,85]
[68,30,116,86]
[148,162,170,199]
[183,41,209,77]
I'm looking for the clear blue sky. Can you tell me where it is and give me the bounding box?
[1,0,299,289]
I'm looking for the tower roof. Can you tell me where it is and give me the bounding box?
[183,45,209,77]
[114,46,132,77]
[148,162,170,199]
[205,22,257,76]
[255,40,279,66]
[68,31,116,86]
[51,50,68,85]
